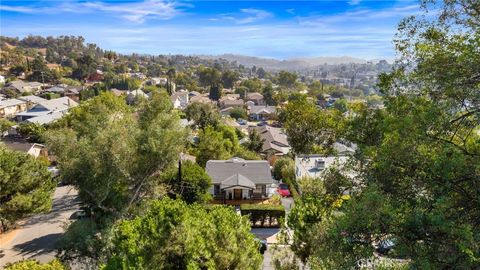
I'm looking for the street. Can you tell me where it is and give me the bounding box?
[0,185,79,267]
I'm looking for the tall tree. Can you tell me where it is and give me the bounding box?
[0,145,55,231]
[102,198,262,269]
[284,1,480,268]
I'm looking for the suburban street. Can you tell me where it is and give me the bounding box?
[0,185,79,268]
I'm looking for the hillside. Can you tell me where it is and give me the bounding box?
[198,54,369,71]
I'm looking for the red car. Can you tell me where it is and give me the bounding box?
[277,183,291,197]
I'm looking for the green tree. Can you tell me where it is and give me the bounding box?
[276,70,297,88]
[241,78,263,92]
[161,160,212,204]
[0,118,14,135]
[3,259,66,270]
[229,107,247,120]
[262,83,276,106]
[245,128,265,153]
[72,54,96,80]
[102,198,262,270]
[0,145,55,231]
[17,122,46,143]
[221,70,240,89]
[196,126,231,167]
[185,102,220,130]
[285,1,480,268]
[279,96,345,154]
[45,92,186,215]
[209,84,222,101]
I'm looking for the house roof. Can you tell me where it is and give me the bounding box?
[26,111,66,125]
[250,126,290,154]
[7,81,42,92]
[36,97,78,111]
[222,99,244,107]
[44,86,65,93]
[1,138,45,156]
[0,98,26,108]
[247,92,264,100]
[206,157,272,185]
[249,105,276,115]
[18,95,47,104]
[220,173,256,190]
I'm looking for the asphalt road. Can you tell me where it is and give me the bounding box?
[0,185,79,267]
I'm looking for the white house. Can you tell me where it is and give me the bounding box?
[16,97,78,124]
[170,90,189,109]
[294,142,356,180]
[0,98,27,118]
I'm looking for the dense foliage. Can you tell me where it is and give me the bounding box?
[0,145,55,231]
[103,198,262,270]
[283,1,480,268]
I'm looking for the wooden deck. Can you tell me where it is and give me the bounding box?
[210,198,269,205]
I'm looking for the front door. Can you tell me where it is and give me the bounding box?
[234,189,242,200]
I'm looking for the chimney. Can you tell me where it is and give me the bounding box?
[67,98,71,107]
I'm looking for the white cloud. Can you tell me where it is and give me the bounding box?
[217,8,272,24]
[348,0,361,5]
[0,0,185,23]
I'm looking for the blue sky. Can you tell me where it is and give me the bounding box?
[0,0,421,59]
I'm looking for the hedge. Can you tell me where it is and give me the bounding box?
[240,204,286,228]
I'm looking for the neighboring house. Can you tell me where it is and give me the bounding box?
[171,90,189,109]
[2,139,48,158]
[250,125,291,156]
[294,142,356,180]
[147,77,168,86]
[126,90,149,105]
[206,157,273,202]
[220,99,244,109]
[247,92,265,105]
[248,105,276,121]
[110,88,125,97]
[220,106,235,117]
[0,98,27,118]
[18,95,47,109]
[190,95,213,104]
[3,80,43,95]
[16,97,78,124]
[86,70,104,83]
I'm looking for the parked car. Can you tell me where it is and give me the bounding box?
[255,238,267,254]
[277,183,291,197]
[237,118,247,125]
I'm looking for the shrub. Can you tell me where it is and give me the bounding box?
[240,204,285,228]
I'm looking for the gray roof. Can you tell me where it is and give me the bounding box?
[249,105,276,115]
[26,111,66,125]
[250,126,290,154]
[220,174,256,190]
[206,157,272,185]
[36,97,78,112]
[0,98,25,108]
[18,95,47,104]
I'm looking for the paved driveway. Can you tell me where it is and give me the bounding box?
[0,185,79,267]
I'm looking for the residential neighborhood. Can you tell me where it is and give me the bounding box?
[1,1,479,269]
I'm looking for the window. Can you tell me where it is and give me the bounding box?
[214,184,220,195]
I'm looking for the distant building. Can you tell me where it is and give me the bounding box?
[16,97,78,124]
[126,90,149,105]
[171,90,189,110]
[248,105,276,121]
[294,142,356,180]
[249,125,291,156]
[0,98,27,118]
[247,92,265,105]
[3,80,43,95]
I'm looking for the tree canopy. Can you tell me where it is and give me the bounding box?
[0,145,55,231]
[102,198,262,270]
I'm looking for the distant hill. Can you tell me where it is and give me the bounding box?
[198,54,369,71]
